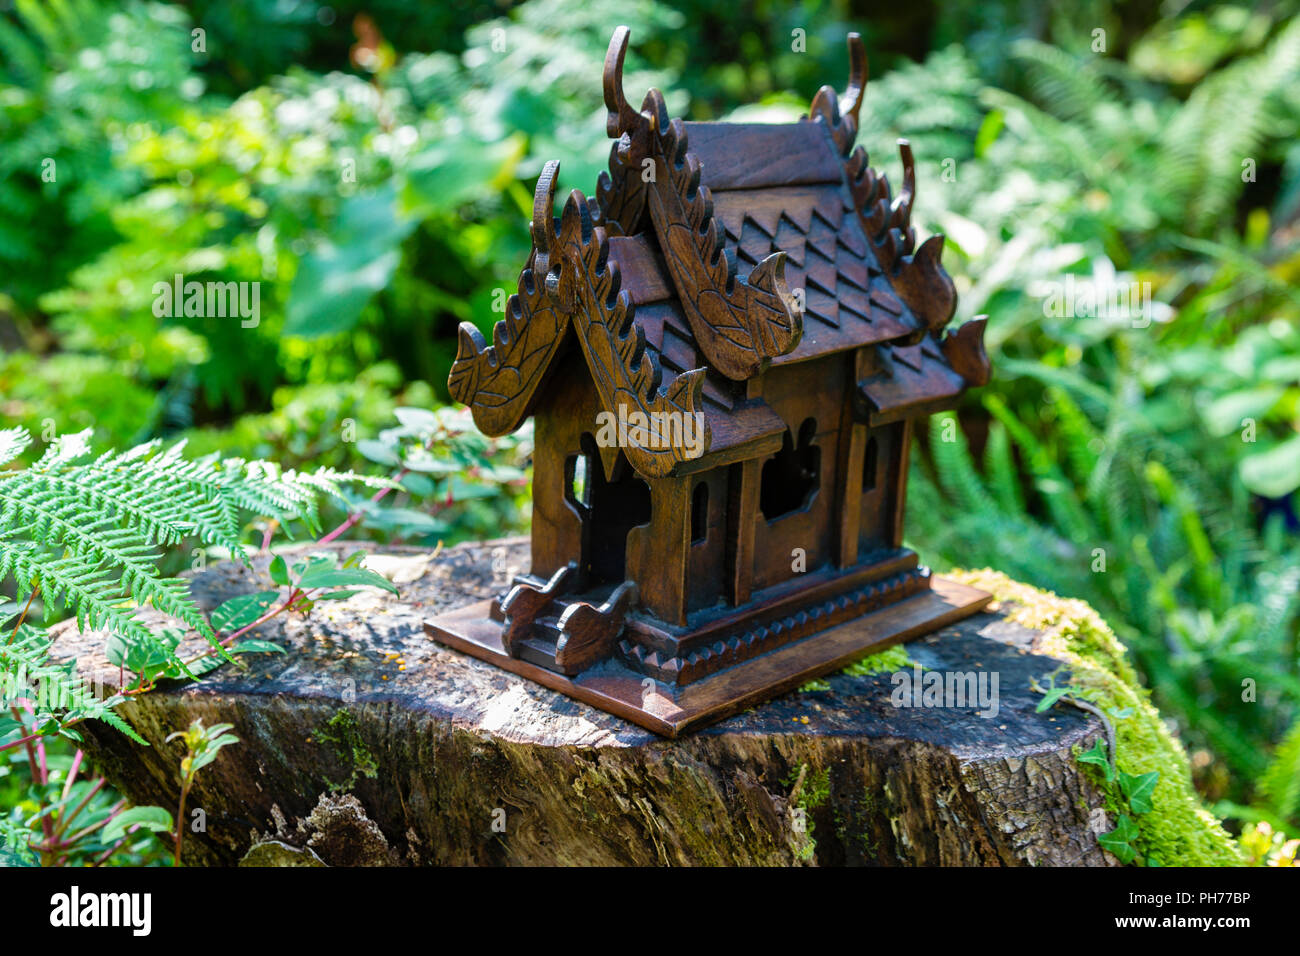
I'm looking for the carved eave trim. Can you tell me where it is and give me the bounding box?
[939,316,991,386]
[855,317,991,426]
[808,35,959,342]
[448,162,573,437]
[602,26,804,382]
[544,163,713,480]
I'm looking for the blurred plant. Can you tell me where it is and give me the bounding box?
[0,0,200,313]
[162,718,238,866]
[6,0,1300,855]
[911,404,1300,821]
[352,406,531,545]
[1239,820,1298,866]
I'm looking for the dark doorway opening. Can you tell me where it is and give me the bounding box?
[568,433,651,584]
[760,418,820,521]
[862,435,879,492]
[691,480,709,544]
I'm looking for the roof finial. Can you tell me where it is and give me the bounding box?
[842,32,867,128]
[530,160,560,270]
[604,26,641,139]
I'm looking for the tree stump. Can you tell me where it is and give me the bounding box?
[51,539,1119,866]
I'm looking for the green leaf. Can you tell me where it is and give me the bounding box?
[1036,686,1070,712]
[356,439,401,467]
[1077,738,1114,782]
[105,629,189,683]
[1119,770,1160,814]
[399,473,436,496]
[1239,434,1300,497]
[210,591,278,633]
[229,639,285,655]
[314,589,364,601]
[268,555,290,587]
[185,654,228,678]
[189,732,239,775]
[340,549,368,569]
[296,564,398,595]
[103,805,173,843]
[392,407,441,431]
[401,136,521,214]
[285,187,417,338]
[974,108,1004,157]
[1203,386,1283,436]
[1098,813,1142,864]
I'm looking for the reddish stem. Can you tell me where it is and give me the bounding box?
[62,798,125,847]
[62,749,83,801]
[0,730,43,755]
[6,586,38,646]
[10,706,53,844]
[54,777,105,838]
[316,469,408,545]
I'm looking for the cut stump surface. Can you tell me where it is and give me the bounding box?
[51,539,1117,866]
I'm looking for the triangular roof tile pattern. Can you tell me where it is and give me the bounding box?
[448,27,990,478]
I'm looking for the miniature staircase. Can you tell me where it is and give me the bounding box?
[497,564,637,675]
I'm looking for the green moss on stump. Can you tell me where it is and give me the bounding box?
[800,642,914,693]
[950,568,1243,866]
[311,709,380,793]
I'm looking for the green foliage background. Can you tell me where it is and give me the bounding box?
[2,0,1299,854]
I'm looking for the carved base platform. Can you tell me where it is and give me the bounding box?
[425,576,992,737]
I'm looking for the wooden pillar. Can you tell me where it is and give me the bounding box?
[627,475,692,625]
[890,420,914,548]
[836,348,873,567]
[724,374,767,607]
[725,458,760,606]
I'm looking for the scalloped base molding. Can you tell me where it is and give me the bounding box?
[425,576,991,737]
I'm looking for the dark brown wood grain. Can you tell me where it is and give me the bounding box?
[429,24,995,737]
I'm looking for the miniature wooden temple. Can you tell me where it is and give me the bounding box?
[425,26,994,736]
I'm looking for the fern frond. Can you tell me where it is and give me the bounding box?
[1048,386,1101,491]
[0,539,157,644]
[929,413,996,518]
[0,432,397,654]
[1011,39,1120,122]
[1261,717,1300,823]
[0,428,30,468]
[0,476,214,642]
[984,422,1026,518]
[0,620,145,743]
[985,394,1094,544]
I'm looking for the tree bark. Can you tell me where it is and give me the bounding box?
[51,539,1118,866]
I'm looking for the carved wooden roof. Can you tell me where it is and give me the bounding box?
[448,27,990,479]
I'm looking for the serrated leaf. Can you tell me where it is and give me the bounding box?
[1036,686,1070,712]
[296,564,398,595]
[211,591,279,633]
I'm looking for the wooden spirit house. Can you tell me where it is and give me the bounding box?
[426,27,994,736]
